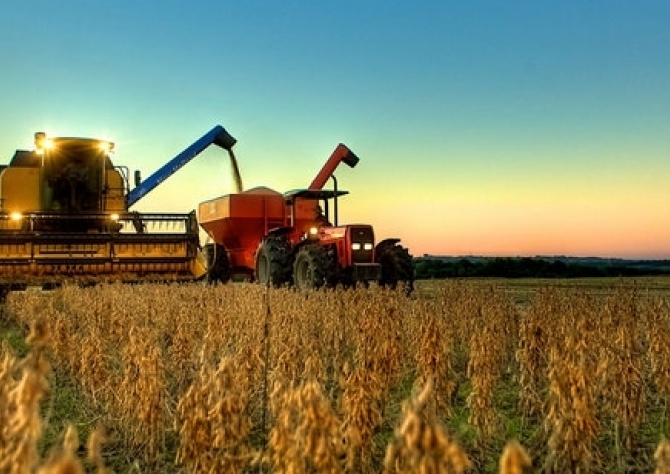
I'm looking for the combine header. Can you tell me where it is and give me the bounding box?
[0,125,236,293]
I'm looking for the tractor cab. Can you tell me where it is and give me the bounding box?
[282,188,349,234]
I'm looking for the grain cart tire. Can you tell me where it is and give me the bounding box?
[204,243,231,284]
[0,285,9,303]
[375,240,414,294]
[255,237,292,287]
[293,245,333,291]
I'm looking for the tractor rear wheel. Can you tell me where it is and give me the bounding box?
[204,243,231,284]
[293,245,333,290]
[255,237,292,287]
[375,241,414,293]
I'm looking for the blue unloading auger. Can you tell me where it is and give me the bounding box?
[126,125,238,208]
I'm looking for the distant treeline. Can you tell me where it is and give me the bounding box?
[414,256,670,279]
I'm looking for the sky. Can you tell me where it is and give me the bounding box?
[1,1,669,258]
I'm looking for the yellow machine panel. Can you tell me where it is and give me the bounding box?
[103,168,126,213]
[0,166,41,211]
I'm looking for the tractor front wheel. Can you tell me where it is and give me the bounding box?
[293,245,332,291]
[375,241,414,294]
[255,237,292,287]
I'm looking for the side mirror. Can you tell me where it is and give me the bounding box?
[134,170,141,187]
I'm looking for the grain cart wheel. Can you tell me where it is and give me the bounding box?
[204,243,231,284]
[375,240,415,294]
[255,236,292,287]
[293,245,332,291]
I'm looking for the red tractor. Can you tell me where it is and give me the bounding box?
[198,141,414,291]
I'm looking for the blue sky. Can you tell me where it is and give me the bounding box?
[1,1,669,257]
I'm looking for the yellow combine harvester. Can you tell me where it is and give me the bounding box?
[0,125,236,295]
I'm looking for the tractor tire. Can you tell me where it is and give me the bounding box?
[204,243,231,284]
[255,237,292,287]
[293,245,334,291]
[375,242,415,294]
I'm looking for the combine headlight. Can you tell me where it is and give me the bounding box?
[308,226,318,236]
[34,132,55,155]
[352,243,361,251]
[364,243,373,251]
[109,213,120,221]
[10,212,22,221]
[98,141,114,154]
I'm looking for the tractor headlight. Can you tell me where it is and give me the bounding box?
[303,226,319,241]
[10,212,22,221]
[110,213,120,221]
[352,243,361,251]
[364,243,373,251]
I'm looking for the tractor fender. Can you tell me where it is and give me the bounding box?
[290,237,339,259]
[290,238,315,257]
[265,226,293,239]
[375,238,402,253]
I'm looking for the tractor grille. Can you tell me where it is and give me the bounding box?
[350,226,375,264]
[353,263,382,282]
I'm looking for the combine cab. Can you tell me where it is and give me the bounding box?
[199,143,414,291]
[0,125,236,292]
